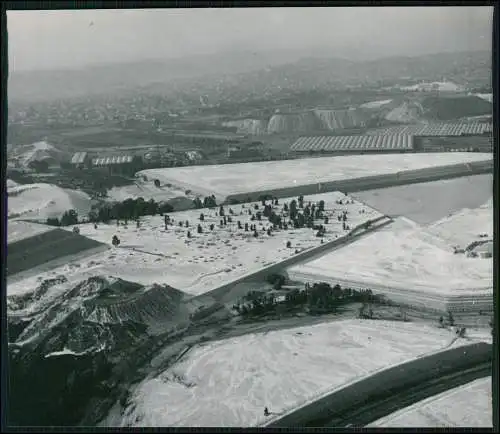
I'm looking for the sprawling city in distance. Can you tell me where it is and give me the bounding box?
[6,6,494,428]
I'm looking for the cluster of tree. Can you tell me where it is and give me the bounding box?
[28,159,50,173]
[233,281,387,318]
[266,273,286,290]
[88,198,174,223]
[46,209,79,227]
[193,195,217,209]
[285,197,329,232]
[46,197,175,227]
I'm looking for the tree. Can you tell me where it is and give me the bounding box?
[289,200,298,220]
[112,235,120,246]
[193,197,203,209]
[60,209,78,226]
[154,179,161,188]
[197,224,203,234]
[318,200,325,212]
[28,159,49,173]
[439,316,444,327]
[46,217,60,226]
[458,327,466,338]
[447,311,455,326]
[187,230,192,238]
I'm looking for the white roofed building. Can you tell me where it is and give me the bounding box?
[91,154,136,175]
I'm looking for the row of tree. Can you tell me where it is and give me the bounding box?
[45,197,175,226]
[233,281,387,317]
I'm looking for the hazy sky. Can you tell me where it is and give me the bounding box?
[7,6,493,72]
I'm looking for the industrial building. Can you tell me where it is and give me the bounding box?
[290,134,414,155]
[291,121,493,155]
[413,135,493,153]
[365,122,492,137]
[91,154,136,175]
[70,151,90,169]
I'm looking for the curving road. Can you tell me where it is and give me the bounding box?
[266,342,492,428]
[313,363,491,427]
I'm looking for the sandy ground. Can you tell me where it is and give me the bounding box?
[352,174,492,225]
[288,200,493,297]
[137,153,492,199]
[101,319,475,428]
[106,181,189,202]
[8,182,92,220]
[7,192,381,297]
[369,376,492,427]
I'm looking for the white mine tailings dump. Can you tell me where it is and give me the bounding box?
[7,182,92,221]
[107,181,188,203]
[369,377,492,427]
[288,199,493,313]
[101,319,477,428]
[8,192,381,297]
[137,153,492,200]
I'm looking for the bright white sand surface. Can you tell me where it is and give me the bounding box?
[137,153,492,199]
[102,319,466,427]
[369,377,492,427]
[289,201,493,296]
[107,181,188,202]
[8,192,381,297]
[7,182,92,220]
[426,198,493,247]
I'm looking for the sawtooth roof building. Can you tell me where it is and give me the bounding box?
[290,134,414,154]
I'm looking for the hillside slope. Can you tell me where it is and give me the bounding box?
[8,275,188,426]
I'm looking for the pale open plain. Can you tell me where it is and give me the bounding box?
[137,153,492,200]
[7,192,381,297]
[101,319,477,428]
[288,199,493,303]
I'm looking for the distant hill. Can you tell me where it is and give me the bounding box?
[8,50,491,104]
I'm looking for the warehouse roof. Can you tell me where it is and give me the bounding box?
[70,151,88,164]
[92,155,133,166]
[290,134,413,152]
[366,122,492,137]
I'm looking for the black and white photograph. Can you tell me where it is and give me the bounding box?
[4,5,495,428]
